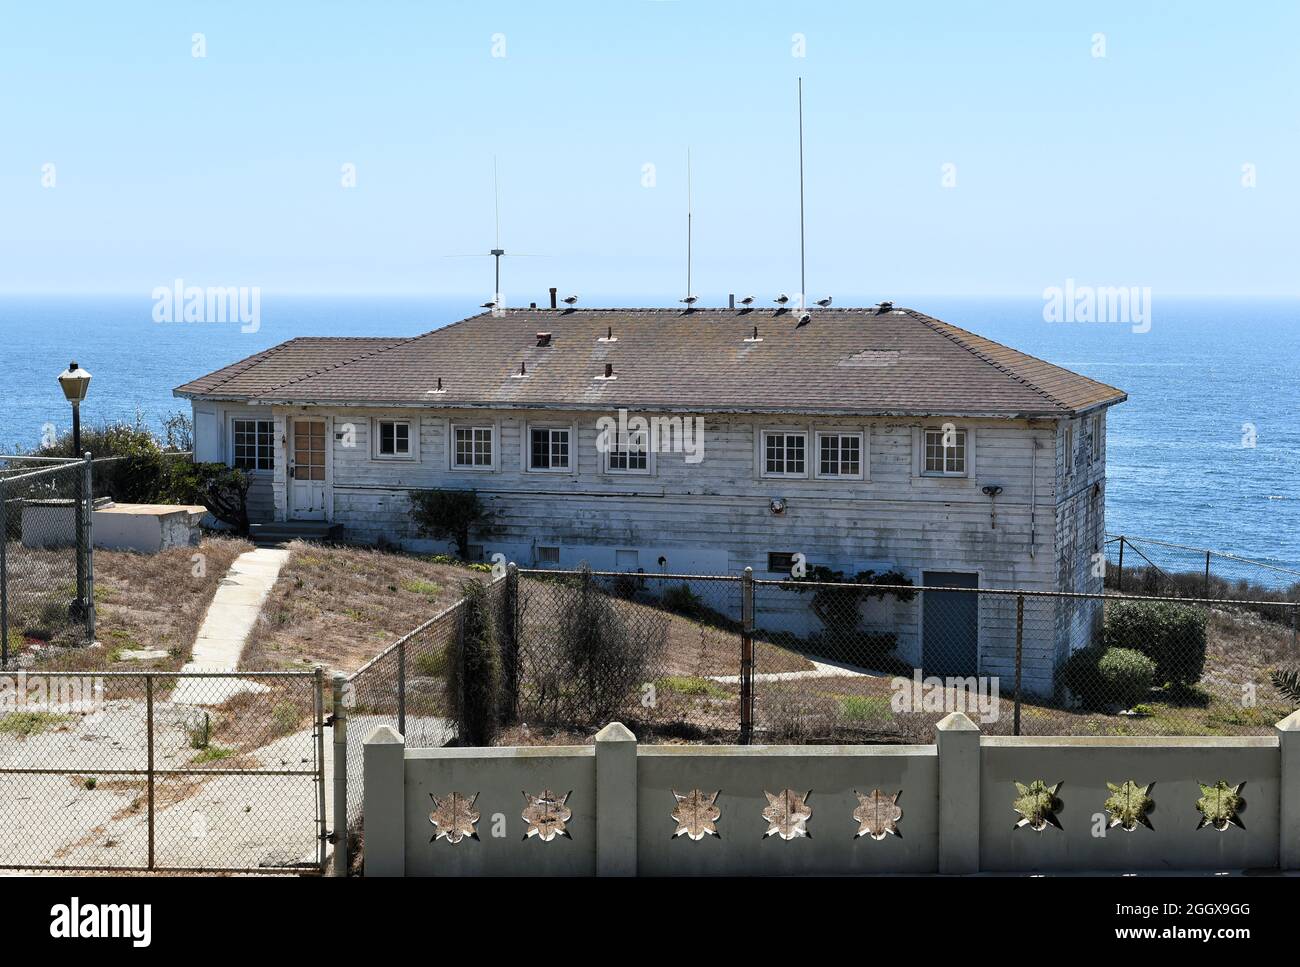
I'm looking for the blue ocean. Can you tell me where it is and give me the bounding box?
[0,295,1296,574]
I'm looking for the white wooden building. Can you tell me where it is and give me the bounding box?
[175,304,1125,693]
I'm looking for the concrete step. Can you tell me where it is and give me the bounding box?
[248,521,340,544]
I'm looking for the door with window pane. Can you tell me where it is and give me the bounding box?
[289,418,327,520]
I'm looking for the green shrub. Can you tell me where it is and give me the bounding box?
[1104,600,1207,687]
[1062,645,1156,710]
[657,675,729,699]
[661,583,705,619]
[409,489,495,559]
[447,581,501,746]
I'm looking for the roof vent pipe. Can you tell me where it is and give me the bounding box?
[549,287,557,310]
[729,293,735,309]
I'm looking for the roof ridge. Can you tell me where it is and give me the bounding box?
[903,309,1072,412]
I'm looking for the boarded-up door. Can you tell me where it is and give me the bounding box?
[922,571,979,677]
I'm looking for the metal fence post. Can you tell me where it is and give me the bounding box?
[397,636,407,736]
[331,672,348,877]
[314,666,327,871]
[1,480,8,669]
[1204,550,1212,598]
[145,674,155,870]
[82,453,95,640]
[503,562,519,720]
[1013,594,1024,736]
[1116,535,1125,592]
[740,567,754,744]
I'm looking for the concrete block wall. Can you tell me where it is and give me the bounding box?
[363,710,1300,876]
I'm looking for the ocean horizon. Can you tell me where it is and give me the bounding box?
[1,293,1295,575]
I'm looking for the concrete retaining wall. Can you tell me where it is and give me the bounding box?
[363,711,1300,876]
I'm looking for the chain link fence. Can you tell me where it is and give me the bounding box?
[0,669,325,873]
[344,566,1300,776]
[1105,533,1300,606]
[0,458,94,663]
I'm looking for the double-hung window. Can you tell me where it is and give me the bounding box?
[762,431,807,477]
[374,420,413,459]
[923,427,967,476]
[452,425,494,469]
[232,419,274,471]
[529,426,571,472]
[607,427,649,473]
[816,432,863,479]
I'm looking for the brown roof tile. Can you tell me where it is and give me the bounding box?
[173,307,1126,418]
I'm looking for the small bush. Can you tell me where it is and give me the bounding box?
[409,489,495,559]
[838,695,893,723]
[447,581,501,746]
[1104,600,1207,687]
[1062,645,1156,710]
[661,583,705,620]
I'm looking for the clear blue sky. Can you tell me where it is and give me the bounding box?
[2,1,1297,302]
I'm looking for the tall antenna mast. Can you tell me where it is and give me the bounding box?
[797,77,806,309]
[686,147,693,303]
[491,156,504,300]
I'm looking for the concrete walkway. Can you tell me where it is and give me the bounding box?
[171,546,290,706]
[708,654,876,685]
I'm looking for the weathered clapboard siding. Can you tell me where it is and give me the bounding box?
[195,402,1112,694]
[190,400,274,521]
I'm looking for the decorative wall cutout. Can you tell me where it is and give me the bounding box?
[762,789,813,840]
[1195,780,1245,832]
[522,789,573,842]
[671,789,721,840]
[1012,780,1063,832]
[428,791,480,844]
[853,789,902,840]
[1104,781,1154,832]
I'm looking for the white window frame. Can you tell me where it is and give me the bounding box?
[921,426,969,477]
[524,422,575,474]
[813,429,867,481]
[230,417,275,473]
[1064,423,1075,475]
[371,418,418,461]
[1090,413,1103,464]
[604,424,654,476]
[449,422,497,472]
[759,428,809,479]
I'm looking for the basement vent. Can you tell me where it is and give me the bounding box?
[767,551,797,573]
[536,545,560,565]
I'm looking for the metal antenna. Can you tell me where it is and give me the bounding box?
[491,156,504,299]
[686,147,693,303]
[797,77,806,310]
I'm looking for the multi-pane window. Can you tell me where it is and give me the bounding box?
[923,427,967,476]
[232,419,274,471]
[529,427,571,471]
[453,425,494,468]
[763,432,806,476]
[607,428,649,472]
[376,420,411,457]
[817,432,862,478]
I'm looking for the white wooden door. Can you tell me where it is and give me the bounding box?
[289,418,328,520]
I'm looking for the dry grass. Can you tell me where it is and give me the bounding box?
[240,541,489,674]
[24,537,251,672]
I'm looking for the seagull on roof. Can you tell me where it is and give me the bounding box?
[815,296,832,308]
[680,295,698,305]
[795,312,811,328]
[739,295,755,307]
[562,295,578,306]
[774,294,789,305]
[481,300,496,309]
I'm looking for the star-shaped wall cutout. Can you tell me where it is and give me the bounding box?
[762,789,812,840]
[853,789,902,840]
[522,789,573,842]
[1195,780,1245,832]
[428,791,480,844]
[671,789,721,840]
[1104,780,1154,832]
[1013,780,1063,832]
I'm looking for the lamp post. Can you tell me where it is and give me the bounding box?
[57,361,92,621]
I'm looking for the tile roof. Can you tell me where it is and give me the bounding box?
[173,307,1126,417]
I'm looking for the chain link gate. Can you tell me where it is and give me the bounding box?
[0,669,327,874]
